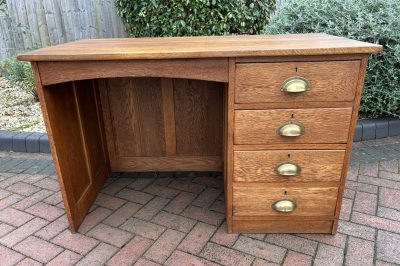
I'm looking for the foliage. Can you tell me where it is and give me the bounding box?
[114,0,276,37]
[265,0,400,118]
[1,56,37,101]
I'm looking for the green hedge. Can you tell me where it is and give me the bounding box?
[265,0,400,118]
[115,0,275,37]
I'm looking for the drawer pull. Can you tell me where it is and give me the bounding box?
[275,162,301,176]
[272,199,297,213]
[277,122,304,137]
[281,76,310,93]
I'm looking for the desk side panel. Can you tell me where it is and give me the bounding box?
[33,62,108,231]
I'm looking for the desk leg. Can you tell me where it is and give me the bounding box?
[33,63,109,232]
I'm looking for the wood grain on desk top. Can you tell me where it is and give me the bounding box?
[18,33,382,61]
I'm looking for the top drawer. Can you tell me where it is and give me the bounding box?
[235,61,360,103]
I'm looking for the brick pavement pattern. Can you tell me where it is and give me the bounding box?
[0,137,399,265]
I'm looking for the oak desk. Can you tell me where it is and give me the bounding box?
[18,34,382,233]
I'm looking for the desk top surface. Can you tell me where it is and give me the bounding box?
[18,33,382,62]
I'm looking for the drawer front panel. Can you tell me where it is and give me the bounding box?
[233,184,338,217]
[234,150,345,182]
[234,108,352,144]
[235,61,360,103]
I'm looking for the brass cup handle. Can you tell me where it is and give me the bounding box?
[272,199,297,213]
[277,122,304,137]
[275,162,301,176]
[281,76,310,93]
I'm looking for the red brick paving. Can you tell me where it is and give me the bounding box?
[0,154,400,265]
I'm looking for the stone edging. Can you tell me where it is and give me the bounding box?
[1,118,399,153]
[354,117,400,142]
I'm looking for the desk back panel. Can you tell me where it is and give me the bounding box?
[99,77,224,172]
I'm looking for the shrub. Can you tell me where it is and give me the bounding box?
[114,0,276,37]
[265,0,400,118]
[1,56,37,101]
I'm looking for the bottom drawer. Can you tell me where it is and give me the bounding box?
[232,219,334,233]
[233,183,338,217]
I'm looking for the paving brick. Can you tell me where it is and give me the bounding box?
[76,243,118,266]
[0,223,14,238]
[144,229,186,264]
[121,218,166,240]
[200,242,254,266]
[233,236,286,264]
[283,251,312,266]
[0,173,29,188]
[356,183,379,194]
[345,237,374,266]
[0,244,24,266]
[0,131,15,151]
[116,188,153,204]
[127,177,155,190]
[15,236,63,263]
[377,230,400,264]
[94,193,126,210]
[210,221,239,247]
[192,187,222,209]
[209,199,225,213]
[143,184,180,199]
[23,173,47,184]
[15,258,42,266]
[346,165,359,181]
[43,191,63,205]
[6,182,40,196]
[338,220,376,241]
[358,175,400,190]
[379,187,400,211]
[103,202,142,227]
[340,198,353,221]
[102,178,133,195]
[152,211,196,233]
[52,230,99,255]
[165,250,218,266]
[134,258,162,266]
[35,214,68,240]
[0,217,48,247]
[164,191,197,214]
[87,223,132,247]
[47,250,82,266]
[377,207,400,222]
[343,189,355,199]
[353,191,377,215]
[298,233,347,249]
[107,235,153,266]
[26,202,64,221]
[380,160,399,173]
[178,222,217,254]
[78,207,112,234]
[13,189,53,210]
[265,234,317,256]
[359,162,379,177]
[352,211,400,233]
[192,176,224,189]
[168,179,206,193]
[375,260,398,266]
[34,177,59,191]
[181,205,225,226]
[380,171,400,182]
[314,244,344,266]
[0,194,24,209]
[0,207,34,226]
[134,196,169,220]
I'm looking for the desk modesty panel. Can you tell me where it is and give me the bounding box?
[18,34,382,233]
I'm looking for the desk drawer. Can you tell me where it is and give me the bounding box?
[235,61,360,103]
[234,150,345,182]
[233,184,338,217]
[234,108,352,144]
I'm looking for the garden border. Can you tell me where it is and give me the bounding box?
[1,118,399,153]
